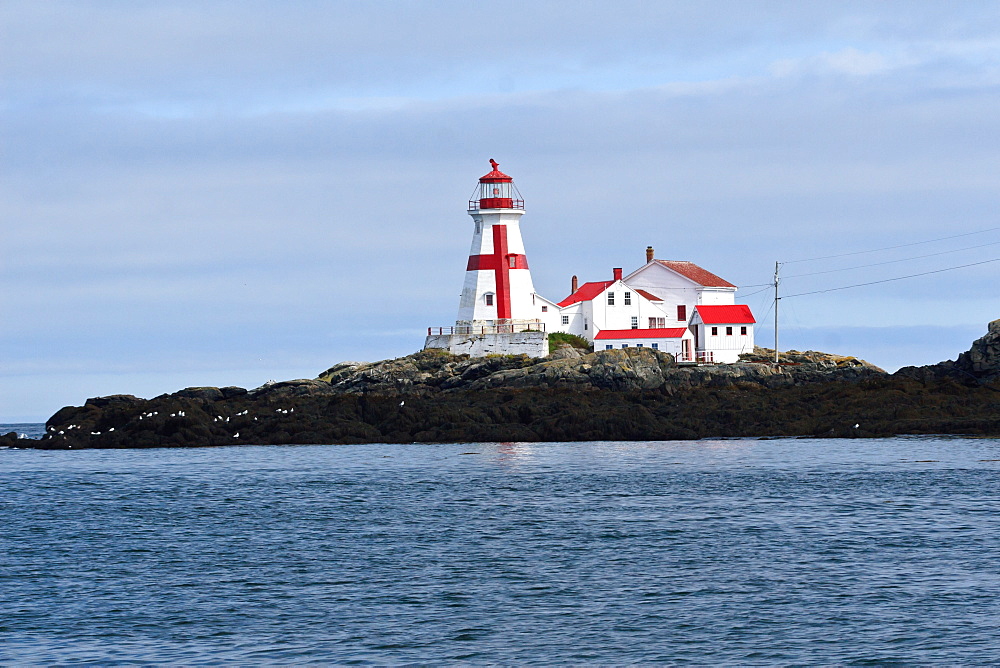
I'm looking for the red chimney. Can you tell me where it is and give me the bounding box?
[646,246,654,263]
[571,275,579,293]
[613,267,623,281]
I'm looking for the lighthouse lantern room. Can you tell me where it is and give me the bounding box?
[469,158,524,211]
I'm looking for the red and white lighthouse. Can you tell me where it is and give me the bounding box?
[456,159,540,329]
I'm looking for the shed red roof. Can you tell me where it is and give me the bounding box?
[557,281,614,307]
[656,260,736,288]
[694,305,756,324]
[594,328,689,340]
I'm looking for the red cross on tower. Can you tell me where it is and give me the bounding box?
[466,225,529,319]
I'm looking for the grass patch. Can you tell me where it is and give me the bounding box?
[549,332,592,353]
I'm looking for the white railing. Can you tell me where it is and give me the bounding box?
[676,350,714,363]
[428,322,546,336]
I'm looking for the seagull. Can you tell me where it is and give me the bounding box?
[399,400,405,407]
[854,423,860,429]
[233,432,239,438]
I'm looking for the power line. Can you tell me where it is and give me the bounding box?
[783,226,1000,264]
[738,285,773,299]
[784,239,1000,279]
[782,257,1000,299]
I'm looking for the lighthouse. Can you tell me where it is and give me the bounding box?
[457,159,539,328]
[425,160,552,357]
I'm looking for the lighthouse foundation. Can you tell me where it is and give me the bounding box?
[424,330,548,358]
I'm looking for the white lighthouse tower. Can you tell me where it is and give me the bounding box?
[458,159,539,328]
[425,160,549,357]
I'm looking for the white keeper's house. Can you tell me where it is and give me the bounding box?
[425,161,756,363]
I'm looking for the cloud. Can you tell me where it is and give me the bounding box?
[771,47,897,78]
[3,1,1000,419]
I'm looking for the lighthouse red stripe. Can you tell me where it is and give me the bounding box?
[466,253,528,271]
[493,225,511,319]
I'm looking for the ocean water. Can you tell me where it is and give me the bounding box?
[2,434,1000,664]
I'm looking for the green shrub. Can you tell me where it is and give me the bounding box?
[549,332,592,353]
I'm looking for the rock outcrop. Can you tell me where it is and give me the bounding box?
[315,346,885,396]
[895,319,1000,384]
[15,322,1000,449]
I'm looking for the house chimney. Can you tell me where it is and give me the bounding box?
[613,267,623,281]
[571,275,578,293]
[646,245,654,263]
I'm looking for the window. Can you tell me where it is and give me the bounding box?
[561,315,569,325]
[541,306,548,312]
[605,344,613,350]
[649,317,665,328]
[624,291,632,305]
[607,292,615,306]
[726,326,733,336]
[475,220,481,234]
[711,326,718,336]
[631,316,638,329]
[621,344,628,348]
[485,293,494,306]
[651,343,659,350]
[508,256,516,268]
[584,319,588,330]
[677,305,687,321]
[740,326,747,335]
[636,343,643,348]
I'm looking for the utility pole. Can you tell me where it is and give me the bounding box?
[774,261,780,366]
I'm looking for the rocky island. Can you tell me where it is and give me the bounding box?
[7,320,1000,449]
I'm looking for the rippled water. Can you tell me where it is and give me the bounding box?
[3,436,1000,664]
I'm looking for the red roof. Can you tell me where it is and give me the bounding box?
[656,260,736,288]
[594,328,688,340]
[558,282,662,307]
[557,281,613,307]
[480,159,513,183]
[635,289,661,301]
[694,305,756,324]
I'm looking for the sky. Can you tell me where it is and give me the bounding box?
[3,1,1000,421]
